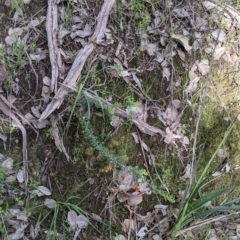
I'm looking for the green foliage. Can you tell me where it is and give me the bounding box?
[0,166,5,182]
[14,41,27,69]
[80,118,123,168]
[139,11,151,31]
[44,127,54,140]
[63,0,74,28]
[133,166,175,203]
[170,124,240,236]
[7,0,25,16]
[0,167,8,203]
[152,168,176,204]
[154,186,175,203]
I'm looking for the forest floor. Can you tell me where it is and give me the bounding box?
[1,0,240,239]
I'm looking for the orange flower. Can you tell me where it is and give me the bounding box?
[133,184,141,192]
[104,165,113,173]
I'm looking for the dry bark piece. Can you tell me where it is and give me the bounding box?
[46,0,61,93]
[50,117,71,162]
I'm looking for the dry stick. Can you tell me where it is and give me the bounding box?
[22,50,39,107]
[39,43,94,120]
[0,95,37,133]
[46,0,60,93]
[0,96,28,188]
[83,90,165,137]
[41,0,166,136]
[175,211,240,237]
[136,129,153,183]
[40,0,116,121]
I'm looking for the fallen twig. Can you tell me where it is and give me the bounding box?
[83,90,165,136]
[39,0,115,120]
[0,95,28,189]
[46,0,61,93]
[22,50,39,107]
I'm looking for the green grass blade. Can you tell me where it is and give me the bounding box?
[66,83,84,132]
[221,195,240,206]
[188,124,234,203]
[196,205,240,218]
[189,187,231,213]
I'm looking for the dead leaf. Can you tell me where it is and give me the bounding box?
[213,46,225,60]
[44,198,56,209]
[212,171,222,177]
[181,164,192,180]
[203,1,216,10]
[155,52,164,63]
[8,27,24,36]
[51,117,71,161]
[25,113,49,129]
[163,67,170,81]
[137,227,148,237]
[128,192,143,206]
[29,53,46,61]
[119,70,130,77]
[0,153,13,170]
[132,73,143,92]
[28,19,40,28]
[165,105,179,126]
[76,24,92,38]
[152,235,162,240]
[16,210,28,221]
[0,133,7,143]
[131,132,139,143]
[11,80,19,95]
[122,219,136,232]
[38,186,52,196]
[185,77,200,93]
[91,213,102,222]
[217,149,227,158]
[139,181,151,194]
[173,7,190,18]
[43,76,51,86]
[181,135,190,145]
[17,169,24,183]
[171,99,182,109]
[211,29,226,42]
[58,28,70,39]
[5,36,17,45]
[154,204,168,216]
[141,141,150,152]
[176,48,186,61]
[171,34,192,51]
[147,43,158,56]
[118,167,135,191]
[31,106,41,118]
[164,127,181,144]
[41,86,51,103]
[197,59,210,75]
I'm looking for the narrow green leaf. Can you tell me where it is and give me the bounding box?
[189,187,231,212]
[196,205,240,218]
[188,124,234,203]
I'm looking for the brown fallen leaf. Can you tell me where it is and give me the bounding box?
[127,192,143,206]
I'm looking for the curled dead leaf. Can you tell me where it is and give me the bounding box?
[127,192,143,206]
[171,34,192,51]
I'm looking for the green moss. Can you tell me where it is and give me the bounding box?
[201,106,218,129]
